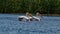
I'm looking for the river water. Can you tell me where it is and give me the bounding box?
[0,14,60,34]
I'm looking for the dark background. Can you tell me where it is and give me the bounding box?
[0,0,60,14]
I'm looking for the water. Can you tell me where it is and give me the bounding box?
[0,14,60,34]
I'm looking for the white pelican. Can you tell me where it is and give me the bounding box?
[18,12,41,22]
[33,16,40,21]
[18,16,40,22]
[18,16,30,21]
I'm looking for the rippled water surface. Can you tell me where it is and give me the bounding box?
[0,14,60,34]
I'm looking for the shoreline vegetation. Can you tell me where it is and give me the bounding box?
[0,13,60,16]
[0,0,60,15]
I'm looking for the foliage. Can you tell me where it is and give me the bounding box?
[0,0,60,14]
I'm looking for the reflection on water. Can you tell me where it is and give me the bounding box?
[0,14,60,34]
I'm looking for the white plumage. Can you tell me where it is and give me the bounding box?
[18,16,40,22]
[33,16,40,21]
[18,12,41,22]
[18,16,30,21]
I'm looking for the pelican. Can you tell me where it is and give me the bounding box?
[18,13,33,21]
[18,12,41,22]
[18,16,40,22]
[33,16,40,21]
[18,16,30,21]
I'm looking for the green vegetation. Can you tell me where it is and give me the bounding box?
[0,0,60,14]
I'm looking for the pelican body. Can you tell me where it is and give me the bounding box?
[18,16,40,22]
[18,12,41,22]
